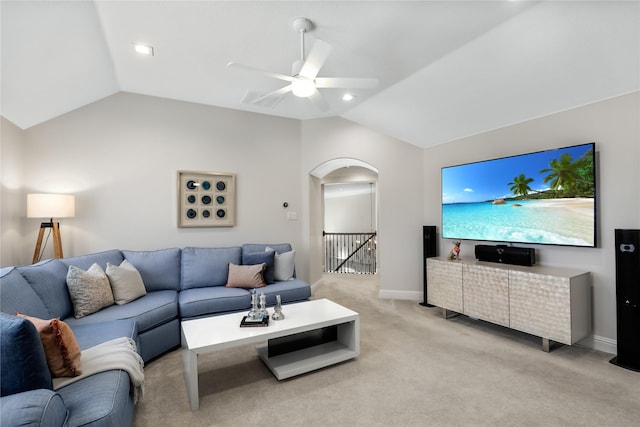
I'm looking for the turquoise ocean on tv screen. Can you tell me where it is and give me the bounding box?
[442,199,595,246]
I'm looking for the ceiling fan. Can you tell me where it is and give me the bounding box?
[227,17,378,111]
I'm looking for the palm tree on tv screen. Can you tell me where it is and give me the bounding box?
[508,174,534,198]
[540,150,594,197]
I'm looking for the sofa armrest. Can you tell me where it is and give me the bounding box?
[0,389,68,427]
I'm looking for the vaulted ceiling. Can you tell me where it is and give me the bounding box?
[2,1,638,148]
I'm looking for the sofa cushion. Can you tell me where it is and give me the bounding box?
[0,267,50,319]
[179,286,251,318]
[64,290,178,335]
[0,313,53,396]
[17,314,82,378]
[242,243,293,255]
[242,250,275,284]
[225,263,266,289]
[17,259,73,320]
[122,248,181,291]
[59,249,124,272]
[56,370,134,427]
[254,279,312,306]
[106,260,147,305]
[181,246,242,289]
[71,319,138,352]
[66,264,115,318]
[0,389,68,427]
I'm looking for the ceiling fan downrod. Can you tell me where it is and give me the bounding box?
[293,17,313,64]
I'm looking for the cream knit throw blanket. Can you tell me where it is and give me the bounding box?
[53,337,145,404]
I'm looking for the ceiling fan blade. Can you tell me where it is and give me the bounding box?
[309,89,330,112]
[227,62,294,83]
[248,85,292,105]
[315,77,379,89]
[299,40,332,80]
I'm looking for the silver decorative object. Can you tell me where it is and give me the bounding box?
[271,295,285,321]
[248,290,261,320]
[259,292,269,317]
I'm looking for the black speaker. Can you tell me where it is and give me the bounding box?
[475,244,535,266]
[610,229,640,371]
[420,226,437,307]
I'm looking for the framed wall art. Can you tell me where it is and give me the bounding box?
[178,171,236,227]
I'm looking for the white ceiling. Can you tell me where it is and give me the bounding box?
[2,1,638,148]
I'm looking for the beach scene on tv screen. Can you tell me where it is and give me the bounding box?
[442,144,595,247]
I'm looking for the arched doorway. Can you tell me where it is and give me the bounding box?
[309,158,379,279]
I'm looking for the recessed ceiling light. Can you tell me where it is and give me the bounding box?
[134,44,154,56]
[342,93,355,102]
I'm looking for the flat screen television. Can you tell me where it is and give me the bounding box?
[441,142,596,248]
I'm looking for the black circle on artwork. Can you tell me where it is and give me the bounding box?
[216,181,226,191]
[216,195,225,204]
[186,209,197,219]
[216,209,226,218]
[202,209,211,218]
[201,195,212,205]
[187,195,196,204]
[201,181,211,190]
[186,180,197,190]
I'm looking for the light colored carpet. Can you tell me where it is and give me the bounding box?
[133,274,640,426]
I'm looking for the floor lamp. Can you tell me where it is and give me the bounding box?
[27,193,75,264]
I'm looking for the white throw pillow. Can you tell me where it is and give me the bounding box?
[266,247,295,281]
[106,260,147,305]
[66,263,115,318]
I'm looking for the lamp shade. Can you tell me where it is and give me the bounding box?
[27,194,75,219]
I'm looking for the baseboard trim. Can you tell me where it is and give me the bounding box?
[310,279,325,295]
[577,334,617,355]
[378,290,422,301]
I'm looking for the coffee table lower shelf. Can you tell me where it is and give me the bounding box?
[256,340,358,380]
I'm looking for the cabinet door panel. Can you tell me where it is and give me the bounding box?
[427,259,463,312]
[509,271,571,344]
[463,265,509,327]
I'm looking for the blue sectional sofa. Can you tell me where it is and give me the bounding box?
[0,243,310,427]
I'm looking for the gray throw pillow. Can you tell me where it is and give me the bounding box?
[66,263,114,318]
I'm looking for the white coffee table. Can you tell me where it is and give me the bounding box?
[180,298,360,411]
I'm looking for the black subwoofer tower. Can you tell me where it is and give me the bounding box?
[610,229,640,371]
[420,226,437,307]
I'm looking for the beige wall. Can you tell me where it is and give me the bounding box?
[1,117,26,266]
[324,185,376,233]
[7,92,308,277]
[2,95,425,297]
[301,117,425,297]
[423,91,640,351]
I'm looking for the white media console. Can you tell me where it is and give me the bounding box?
[426,257,591,351]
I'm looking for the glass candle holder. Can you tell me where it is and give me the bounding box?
[272,294,285,321]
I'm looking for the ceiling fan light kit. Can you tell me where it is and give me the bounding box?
[228,17,378,110]
[291,78,315,98]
